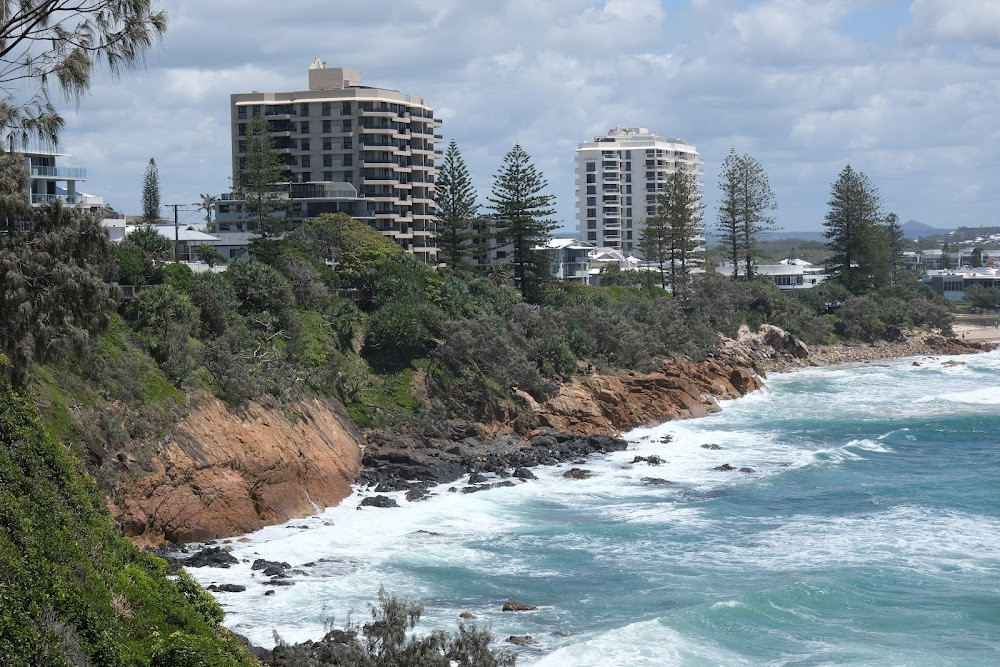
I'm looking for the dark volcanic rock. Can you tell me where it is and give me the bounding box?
[513,467,537,480]
[358,495,399,509]
[701,443,723,450]
[739,467,756,473]
[207,583,246,593]
[459,611,477,620]
[251,558,290,572]
[502,602,538,611]
[713,463,736,471]
[468,472,488,484]
[641,477,673,485]
[563,468,592,480]
[183,546,238,568]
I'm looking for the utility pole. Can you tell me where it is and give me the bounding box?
[167,204,181,262]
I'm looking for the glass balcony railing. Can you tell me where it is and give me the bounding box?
[31,166,87,178]
[31,193,81,204]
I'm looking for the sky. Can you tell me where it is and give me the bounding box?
[54,0,1000,233]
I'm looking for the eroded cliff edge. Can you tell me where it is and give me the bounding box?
[112,396,362,546]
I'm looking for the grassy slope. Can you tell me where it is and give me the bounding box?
[0,382,258,667]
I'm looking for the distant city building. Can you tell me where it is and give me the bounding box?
[575,127,703,257]
[24,150,104,213]
[228,61,441,262]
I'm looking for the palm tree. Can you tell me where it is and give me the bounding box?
[197,193,217,231]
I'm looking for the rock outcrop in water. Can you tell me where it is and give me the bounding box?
[112,396,362,545]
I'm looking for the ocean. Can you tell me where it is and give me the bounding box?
[188,350,1000,666]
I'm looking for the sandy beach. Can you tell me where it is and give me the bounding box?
[952,319,1000,342]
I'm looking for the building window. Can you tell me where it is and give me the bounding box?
[626,231,632,240]
[323,154,333,168]
[323,170,333,181]
[586,186,596,195]
[238,140,246,153]
[300,121,309,133]
[342,101,352,114]
[323,120,332,133]
[300,139,310,151]
[587,232,597,241]
[586,174,595,183]
[587,196,596,206]
[252,105,261,117]
[586,162,596,172]
[587,221,596,229]
[237,107,247,120]
[301,156,311,168]
[343,119,352,132]
[343,155,353,166]
[302,172,312,183]
[323,137,333,151]
[238,123,246,136]
[626,208,632,217]
[343,170,353,180]
[343,138,352,149]
[587,208,597,218]
[300,103,310,117]
[322,102,332,116]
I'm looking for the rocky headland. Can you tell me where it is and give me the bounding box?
[116,325,996,545]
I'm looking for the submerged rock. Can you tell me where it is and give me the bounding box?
[641,477,673,485]
[563,468,592,480]
[713,463,736,472]
[502,602,538,611]
[701,443,723,450]
[506,635,535,646]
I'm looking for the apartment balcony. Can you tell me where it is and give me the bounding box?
[358,108,397,117]
[30,166,87,179]
[31,193,82,205]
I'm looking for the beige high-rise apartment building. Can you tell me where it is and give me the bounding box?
[576,127,702,257]
[229,60,440,262]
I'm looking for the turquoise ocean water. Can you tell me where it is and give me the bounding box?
[190,350,1000,665]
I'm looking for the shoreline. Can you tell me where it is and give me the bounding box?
[177,328,1000,663]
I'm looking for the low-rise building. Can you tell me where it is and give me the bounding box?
[922,268,1000,301]
[24,150,104,213]
[534,238,595,284]
[714,259,828,290]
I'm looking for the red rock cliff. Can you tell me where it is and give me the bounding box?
[533,357,763,436]
[112,396,362,546]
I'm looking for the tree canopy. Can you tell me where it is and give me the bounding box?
[141,157,160,222]
[823,165,883,295]
[434,139,478,269]
[488,144,556,300]
[716,148,778,280]
[0,0,168,147]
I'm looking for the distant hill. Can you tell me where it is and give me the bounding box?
[901,220,953,238]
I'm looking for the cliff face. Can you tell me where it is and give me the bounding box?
[534,357,763,436]
[112,396,362,546]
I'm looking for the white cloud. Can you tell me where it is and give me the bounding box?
[904,0,1000,45]
[33,0,998,230]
